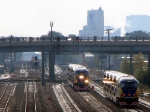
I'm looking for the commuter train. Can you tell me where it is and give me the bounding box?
[103,70,139,106]
[67,64,89,90]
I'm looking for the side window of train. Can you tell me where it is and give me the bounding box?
[111,86,113,90]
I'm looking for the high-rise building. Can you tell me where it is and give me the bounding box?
[125,15,150,33]
[79,7,104,38]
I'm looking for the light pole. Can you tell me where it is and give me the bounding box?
[50,21,53,44]
[105,29,113,41]
[10,52,13,74]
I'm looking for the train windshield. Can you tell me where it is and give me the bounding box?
[120,82,138,88]
[75,71,89,76]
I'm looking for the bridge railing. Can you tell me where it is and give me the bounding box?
[0,36,150,43]
[111,37,150,41]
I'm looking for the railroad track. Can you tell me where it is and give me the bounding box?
[78,91,111,112]
[139,98,150,109]
[25,81,39,112]
[0,82,16,112]
[89,81,106,97]
[53,84,81,112]
[121,107,143,112]
[90,81,150,111]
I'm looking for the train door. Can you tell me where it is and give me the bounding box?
[112,86,117,102]
[103,83,107,96]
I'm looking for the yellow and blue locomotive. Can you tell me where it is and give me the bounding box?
[67,64,89,91]
[103,71,139,106]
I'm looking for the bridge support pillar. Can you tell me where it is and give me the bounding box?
[108,54,110,71]
[42,48,45,86]
[49,52,55,82]
[130,46,133,75]
[2,52,4,64]
[148,54,150,68]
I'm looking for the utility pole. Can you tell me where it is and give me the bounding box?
[50,21,53,45]
[105,29,112,71]
[105,29,113,41]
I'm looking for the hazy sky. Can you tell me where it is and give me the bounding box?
[0,0,150,37]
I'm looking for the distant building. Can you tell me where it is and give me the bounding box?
[0,65,4,74]
[104,26,121,39]
[79,7,104,38]
[125,15,150,33]
[110,28,121,37]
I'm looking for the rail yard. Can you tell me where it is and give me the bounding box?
[0,63,150,112]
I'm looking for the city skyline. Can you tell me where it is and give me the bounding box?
[0,0,150,37]
[79,7,104,38]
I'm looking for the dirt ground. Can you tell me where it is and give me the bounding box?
[36,82,63,112]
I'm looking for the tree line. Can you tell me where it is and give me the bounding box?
[120,52,150,87]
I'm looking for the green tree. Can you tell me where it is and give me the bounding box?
[135,68,150,87]
[120,58,130,74]
[132,52,150,87]
[133,52,147,75]
[124,30,150,37]
[47,31,65,38]
[143,68,150,87]
[40,31,65,40]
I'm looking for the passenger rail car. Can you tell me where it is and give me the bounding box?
[67,64,89,91]
[103,71,139,106]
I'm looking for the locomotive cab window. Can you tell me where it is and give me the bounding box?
[120,82,138,87]
[75,71,89,76]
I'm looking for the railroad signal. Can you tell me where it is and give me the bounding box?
[57,45,60,49]
[35,62,38,66]
[35,56,38,60]
[34,56,38,66]
[57,45,60,54]
[76,37,79,42]
[57,37,60,42]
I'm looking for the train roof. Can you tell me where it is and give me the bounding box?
[74,68,88,72]
[68,64,87,71]
[118,76,139,83]
[103,70,138,83]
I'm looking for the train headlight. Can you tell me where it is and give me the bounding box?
[85,80,89,83]
[79,75,84,79]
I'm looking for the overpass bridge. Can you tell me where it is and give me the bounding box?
[0,36,150,53]
[1,36,150,85]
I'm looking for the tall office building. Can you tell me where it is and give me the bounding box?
[125,15,150,33]
[79,7,104,38]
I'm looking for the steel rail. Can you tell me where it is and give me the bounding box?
[25,81,37,112]
[3,83,16,112]
[0,83,9,100]
[53,84,81,112]
[78,92,112,112]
